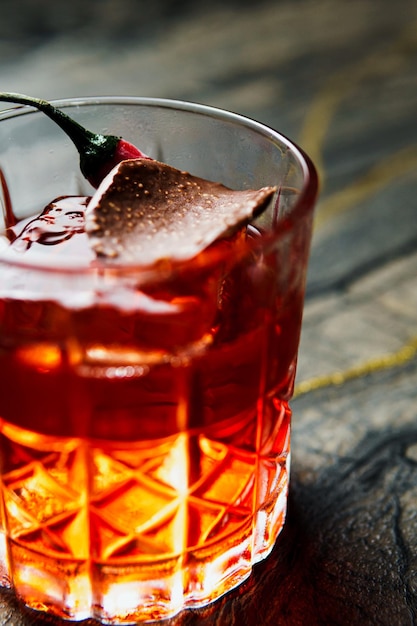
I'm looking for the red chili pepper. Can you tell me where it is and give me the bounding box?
[0,92,150,188]
[89,138,151,188]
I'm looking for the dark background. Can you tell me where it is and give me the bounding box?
[0,0,270,60]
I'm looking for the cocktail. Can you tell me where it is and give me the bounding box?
[0,96,317,623]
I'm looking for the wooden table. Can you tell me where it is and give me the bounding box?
[1,0,417,623]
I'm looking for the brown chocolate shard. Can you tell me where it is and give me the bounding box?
[85,159,276,265]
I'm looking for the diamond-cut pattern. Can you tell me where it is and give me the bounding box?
[0,397,290,600]
[1,430,286,562]
[0,397,291,624]
[7,466,78,524]
[95,479,174,535]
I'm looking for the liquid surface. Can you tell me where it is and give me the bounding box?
[0,197,302,623]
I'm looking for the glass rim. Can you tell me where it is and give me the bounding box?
[0,96,318,278]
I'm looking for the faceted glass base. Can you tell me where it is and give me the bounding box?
[0,402,290,623]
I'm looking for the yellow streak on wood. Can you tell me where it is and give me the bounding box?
[298,20,417,187]
[313,144,417,230]
[294,336,417,398]
[293,22,417,397]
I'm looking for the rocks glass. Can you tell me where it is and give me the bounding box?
[0,98,317,623]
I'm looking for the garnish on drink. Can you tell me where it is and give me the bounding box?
[86,158,275,264]
[0,92,149,188]
[0,92,276,265]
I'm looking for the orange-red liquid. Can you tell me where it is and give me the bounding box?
[0,220,303,623]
